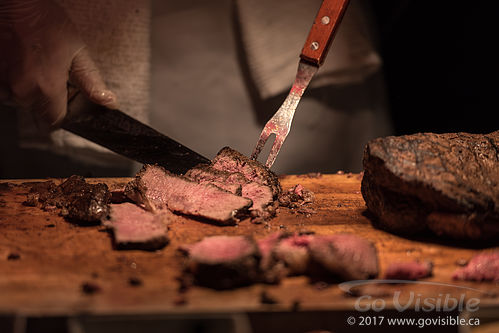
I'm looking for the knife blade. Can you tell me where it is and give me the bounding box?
[62,92,210,175]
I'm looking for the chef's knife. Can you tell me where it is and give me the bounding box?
[62,91,210,174]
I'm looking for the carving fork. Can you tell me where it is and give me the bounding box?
[250,0,350,168]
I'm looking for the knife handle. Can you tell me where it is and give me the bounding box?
[300,0,350,66]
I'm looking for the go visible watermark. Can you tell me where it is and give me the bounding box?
[338,280,488,328]
[339,280,487,313]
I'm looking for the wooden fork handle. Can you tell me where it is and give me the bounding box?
[300,0,350,66]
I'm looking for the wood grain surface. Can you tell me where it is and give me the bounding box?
[0,174,497,318]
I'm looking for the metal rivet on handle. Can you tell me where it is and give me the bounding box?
[310,41,319,50]
[321,16,330,25]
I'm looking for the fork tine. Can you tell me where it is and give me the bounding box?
[250,129,270,161]
[265,134,285,168]
[250,61,318,168]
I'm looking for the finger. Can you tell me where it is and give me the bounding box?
[69,47,119,109]
[34,77,68,127]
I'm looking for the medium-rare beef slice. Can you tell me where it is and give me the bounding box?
[259,232,377,283]
[211,147,281,198]
[184,164,243,195]
[308,234,379,281]
[103,203,170,250]
[383,261,433,280]
[272,233,314,276]
[25,175,110,223]
[452,251,499,282]
[179,233,378,289]
[257,231,290,283]
[362,131,499,240]
[180,235,261,289]
[241,182,276,219]
[185,164,276,220]
[125,165,252,225]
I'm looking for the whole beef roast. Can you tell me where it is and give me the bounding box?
[180,235,261,289]
[103,203,170,250]
[125,165,252,225]
[362,131,499,240]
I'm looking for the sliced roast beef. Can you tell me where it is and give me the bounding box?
[273,233,314,276]
[383,261,433,280]
[362,131,499,240]
[184,164,244,195]
[179,232,379,289]
[103,203,170,250]
[241,182,276,219]
[180,235,261,289]
[125,165,252,225]
[185,162,276,220]
[452,251,499,282]
[211,147,281,198]
[257,231,290,283]
[25,175,110,223]
[260,232,378,283]
[308,234,379,281]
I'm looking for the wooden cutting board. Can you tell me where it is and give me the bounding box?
[0,174,497,318]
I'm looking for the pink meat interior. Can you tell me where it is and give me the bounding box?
[110,203,166,242]
[190,236,254,263]
[140,167,251,221]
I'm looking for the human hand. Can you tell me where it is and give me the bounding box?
[0,0,118,127]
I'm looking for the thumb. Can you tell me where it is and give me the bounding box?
[69,47,119,109]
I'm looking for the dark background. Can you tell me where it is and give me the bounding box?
[1,1,498,179]
[370,0,498,135]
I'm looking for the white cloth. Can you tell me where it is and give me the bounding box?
[235,0,381,99]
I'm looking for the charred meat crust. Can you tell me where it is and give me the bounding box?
[185,164,245,195]
[362,131,499,240]
[25,175,110,223]
[125,164,252,225]
[211,147,281,198]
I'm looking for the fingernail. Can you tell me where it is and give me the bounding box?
[97,90,119,109]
